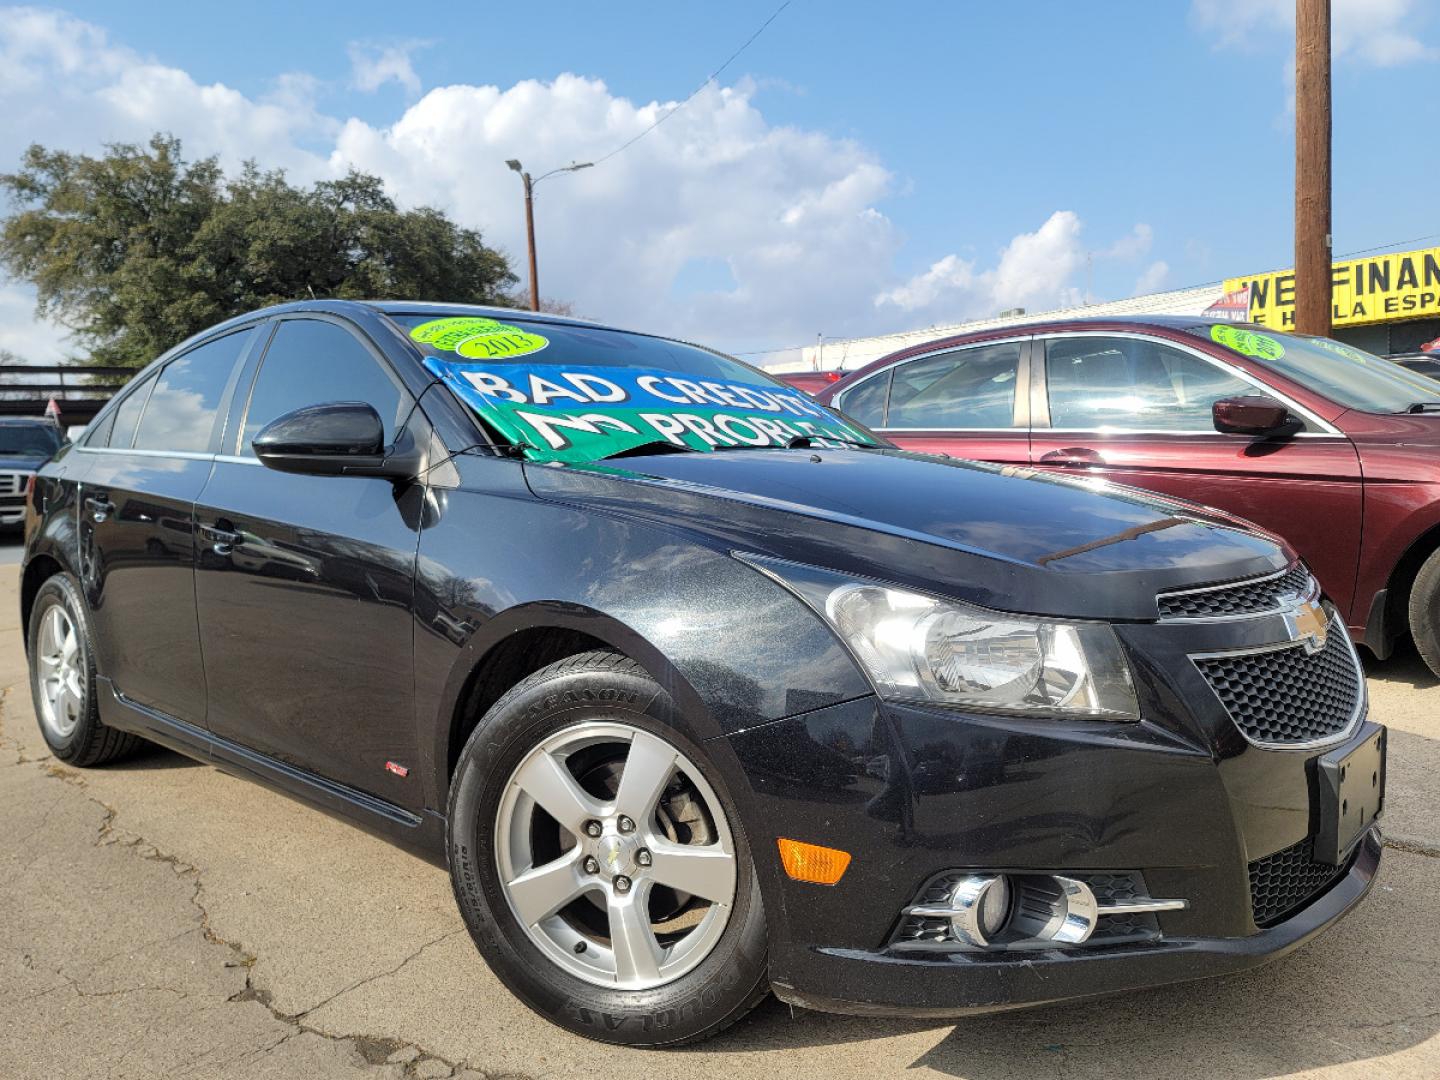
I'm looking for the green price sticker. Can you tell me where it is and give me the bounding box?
[410,316,549,360]
[1211,324,1285,361]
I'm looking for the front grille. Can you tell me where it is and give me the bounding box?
[0,472,25,497]
[1249,838,1351,927]
[1157,564,1314,619]
[1193,620,1361,747]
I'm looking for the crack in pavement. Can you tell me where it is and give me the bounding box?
[1,685,477,1079]
[1384,835,1440,858]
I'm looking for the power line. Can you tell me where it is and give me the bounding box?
[1335,231,1440,259]
[591,1,793,167]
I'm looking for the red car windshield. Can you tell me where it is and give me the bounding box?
[1184,323,1440,413]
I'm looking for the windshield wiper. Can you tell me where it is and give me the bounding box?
[593,439,703,461]
[712,436,888,451]
[1405,402,1440,413]
[594,435,887,461]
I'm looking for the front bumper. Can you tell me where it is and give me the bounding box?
[0,475,29,525]
[724,602,1384,1017]
[769,828,1379,1017]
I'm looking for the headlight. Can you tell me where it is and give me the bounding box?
[742,556,1139,720]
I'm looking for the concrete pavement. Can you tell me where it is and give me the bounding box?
[1,562,1437,1079]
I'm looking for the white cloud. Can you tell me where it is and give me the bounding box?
[0,283,68,363]
[1134,260,1171,295]
[348,40,429,98]
[1192,0,1437,66]
[1105,223,1153,261]
[877,210,1146,322]
[0,7,1153,358]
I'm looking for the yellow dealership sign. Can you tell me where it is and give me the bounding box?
[1224,245,1440,329]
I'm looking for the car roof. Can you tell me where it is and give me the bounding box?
[0,416,60,426]
[861,314,1282,364]
[362,300,610,330]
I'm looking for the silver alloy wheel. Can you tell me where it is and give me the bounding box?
[36,604,84,740]
[495,721,738,990]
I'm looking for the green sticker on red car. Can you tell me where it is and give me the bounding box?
[1211,324,1285,361]
[409,316,550,360]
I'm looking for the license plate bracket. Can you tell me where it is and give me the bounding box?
[1314,723,1386,866]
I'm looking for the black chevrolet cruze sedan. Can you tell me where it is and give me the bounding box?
[22,300,1384,1046]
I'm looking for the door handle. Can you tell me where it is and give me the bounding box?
[1039,447,1105,467]
[83,494,115,522]
[201,523,242,557]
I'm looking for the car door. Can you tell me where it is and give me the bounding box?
[75,327,258,724]
[192,314,427,806]
[1028,331,1364,614]
[831,338,1031,465]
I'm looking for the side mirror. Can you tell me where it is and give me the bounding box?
[253,402,407,477]
[1212,395,1296,436]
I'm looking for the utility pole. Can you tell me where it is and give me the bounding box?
[1294,0,1332,336]
[506,159,593,312]
[520,170,539,312]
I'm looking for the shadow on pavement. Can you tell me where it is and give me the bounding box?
[104,740,205,772]
[695,854,1435,1078]
[1362,638,1440,691]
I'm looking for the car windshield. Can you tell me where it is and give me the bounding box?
[1183,323,1440,413]
[0,424,61,456]
[1397,357,1440,380]
[388,311,878,462]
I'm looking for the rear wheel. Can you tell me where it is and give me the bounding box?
[446,651,769,1046]
[27,573,139,766]
[1408,547,1440,678]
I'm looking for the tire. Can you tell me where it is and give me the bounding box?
[446,650,769,1047]
[1409,547,1440,678]
[27,572,140,766]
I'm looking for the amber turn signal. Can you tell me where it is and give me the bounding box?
[777,838,852,885]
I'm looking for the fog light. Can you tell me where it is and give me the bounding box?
[1010,875,1099,945]
[947,874,1012,947]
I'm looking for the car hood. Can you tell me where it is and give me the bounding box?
[0,454,46,471]
[521,447,1290,621]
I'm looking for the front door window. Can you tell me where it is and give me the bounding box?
[1045,336,1253,431]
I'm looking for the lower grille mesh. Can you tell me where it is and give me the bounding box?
[1248,838,1350,928]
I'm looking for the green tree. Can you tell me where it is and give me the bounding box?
[0,135,517,367]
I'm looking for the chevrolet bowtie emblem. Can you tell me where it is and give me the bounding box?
[1281,597,1328,654]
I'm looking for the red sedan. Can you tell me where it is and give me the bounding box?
[816,316,1440,674]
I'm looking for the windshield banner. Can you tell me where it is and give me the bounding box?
[423,356,870,463]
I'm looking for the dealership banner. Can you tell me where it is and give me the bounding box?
[423,356,870,463]
[1202,284,1252,322]
[1225,245,1440,329]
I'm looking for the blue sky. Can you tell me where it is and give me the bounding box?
[2,1,1437,364]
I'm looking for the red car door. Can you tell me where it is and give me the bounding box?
[1027,331,1364,617]
[829,337,1031,466]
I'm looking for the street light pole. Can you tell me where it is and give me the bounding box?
[1294,0,1332,336]
[506,159,593,313]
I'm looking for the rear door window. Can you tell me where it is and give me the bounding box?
[834,371,890,428]
[102,372,157,450]
[238,318,409,455]
[133,330,251,453]
[886,342,1022,428]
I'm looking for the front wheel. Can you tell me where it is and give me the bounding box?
[446,651,769,1046]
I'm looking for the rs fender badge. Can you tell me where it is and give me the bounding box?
[384,761,410,778]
